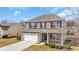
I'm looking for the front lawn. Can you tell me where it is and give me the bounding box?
[23,43,73,51]
[0,37,20,47]
[23,45,58,51]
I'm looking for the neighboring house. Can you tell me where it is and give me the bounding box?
[21,14,67,45]
[0,24,10,37]
[0,23,24,38]
[7,23,25,37]
[0,25,4,38]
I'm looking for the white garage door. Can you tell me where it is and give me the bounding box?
[23,33,38,42]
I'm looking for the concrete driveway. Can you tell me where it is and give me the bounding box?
[0,41,36,51]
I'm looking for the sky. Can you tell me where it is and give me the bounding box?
[0,7,78,23]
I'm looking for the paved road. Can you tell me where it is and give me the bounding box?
[0,41,36,51]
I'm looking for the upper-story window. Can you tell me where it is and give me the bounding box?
[30,22,36,28]
[41,22,46,28]
[51,21,58,28]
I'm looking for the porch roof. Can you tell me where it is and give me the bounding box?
[21,28,62,33]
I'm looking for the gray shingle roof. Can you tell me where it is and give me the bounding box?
[0,23,23,30]
[26,14,64,22]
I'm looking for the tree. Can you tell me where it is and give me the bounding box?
[67,20,76,26]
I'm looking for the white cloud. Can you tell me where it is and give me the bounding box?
[14,11,21,16]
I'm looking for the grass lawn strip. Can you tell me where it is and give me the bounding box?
[0,37,20,47]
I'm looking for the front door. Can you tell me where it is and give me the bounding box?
[42,33,47,42]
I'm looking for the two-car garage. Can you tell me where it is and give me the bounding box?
[22,33,39,43]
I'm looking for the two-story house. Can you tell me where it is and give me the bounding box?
[21,14,67,46]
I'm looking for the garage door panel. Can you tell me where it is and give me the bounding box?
[23,33,38,42]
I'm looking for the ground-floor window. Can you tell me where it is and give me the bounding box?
[50,33,61,43]
[41,33,61,44]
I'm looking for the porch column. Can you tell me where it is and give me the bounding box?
[61,21,64,47]
[47,33,49,44]
[61,34,64,46]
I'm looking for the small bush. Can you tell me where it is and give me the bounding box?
[16,35,21,40]
[67,32,70,35]
[70,33,74,35]
[48,43,55,48]
[8,36,16,38]
[2,35,8,38]
[48,43,64,49]
[55,45,60,49]
[55,44,63,49]
[67,32,74,35]
[64,40,71,44]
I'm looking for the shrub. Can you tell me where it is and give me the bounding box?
[67,32,74,35]
[2,35,8,38]
[16,35,21,40]
[67,32,70,35]
[64,40,71,44]
[55,44,63,49]
[8,36,16,38]
[48,43,55,48]
[48,43,64,49]
[70,33,74,35]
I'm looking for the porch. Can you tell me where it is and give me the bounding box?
[41,33,64,45]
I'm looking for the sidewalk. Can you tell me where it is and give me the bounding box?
[0,41,36,51]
